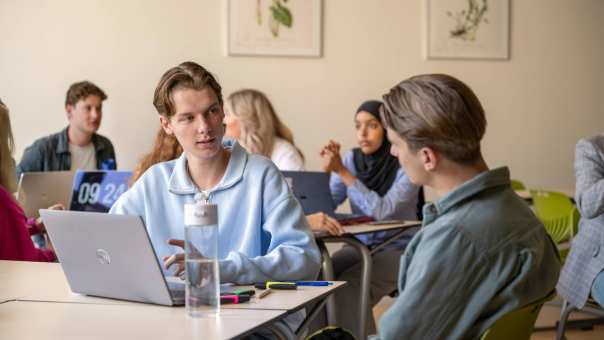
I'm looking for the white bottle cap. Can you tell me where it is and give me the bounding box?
[184,203,218,226]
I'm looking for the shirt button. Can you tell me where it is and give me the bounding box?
[593,245,600,257]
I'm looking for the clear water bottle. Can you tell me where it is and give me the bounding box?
[184,200,220,317]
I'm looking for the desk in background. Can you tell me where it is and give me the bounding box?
[515,190,532,201]
[515,189,576,204]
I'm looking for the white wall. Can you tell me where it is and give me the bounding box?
[1,0,602,195]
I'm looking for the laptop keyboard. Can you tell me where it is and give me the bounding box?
[166,277,186,301]
[171,289,185,300]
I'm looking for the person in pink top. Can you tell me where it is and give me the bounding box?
[0,98,57,262]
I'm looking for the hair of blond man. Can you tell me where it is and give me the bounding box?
[226,89,304,161]
[153,61,223,119]
[0,99,17,193]
[381,74,486,164]
[129,128,183,186]
[65,81,107,107]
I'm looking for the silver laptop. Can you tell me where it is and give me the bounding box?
[16,171,75,218]
[40,209,185,306]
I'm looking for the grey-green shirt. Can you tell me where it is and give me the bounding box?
[375,167,560,340]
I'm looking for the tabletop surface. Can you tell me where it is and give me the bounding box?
[1,260,131,305]
[0,300,285,340]
[1,260,345,312]
[315,220,421,239]
[220,281,346,311]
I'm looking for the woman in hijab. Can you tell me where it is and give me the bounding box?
[318,100,420,338]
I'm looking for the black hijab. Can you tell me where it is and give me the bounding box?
[352,100,400,197]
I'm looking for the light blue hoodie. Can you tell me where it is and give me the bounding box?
[110,140,321,284]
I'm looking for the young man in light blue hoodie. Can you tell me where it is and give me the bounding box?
[110,61,320,286]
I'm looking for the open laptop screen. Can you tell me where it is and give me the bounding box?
[16,171,75,218]
[70,170,132,213]
[281,171,337,216]
[40,209,182,306]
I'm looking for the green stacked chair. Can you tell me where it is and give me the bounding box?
[511,179,527,191]
[480,291,555,340]
[530,190,579,261]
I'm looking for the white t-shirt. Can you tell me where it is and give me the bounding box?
[270,138,305,171]
[69,143,97,171]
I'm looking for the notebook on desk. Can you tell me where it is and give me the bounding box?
[40,210,185,306]
[16,171,75,218]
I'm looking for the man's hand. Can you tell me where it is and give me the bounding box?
[163,239,185,276]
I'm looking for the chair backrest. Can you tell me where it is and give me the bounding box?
[511,179,527,190]
[530,190,578,244]
[480,291,555,340]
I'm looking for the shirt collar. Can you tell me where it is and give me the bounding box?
[168,139,247,195]
[56,127,70,154]
[424,166,511,218]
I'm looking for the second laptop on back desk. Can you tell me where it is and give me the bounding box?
[282,171,382,226]
[16,170,133,216]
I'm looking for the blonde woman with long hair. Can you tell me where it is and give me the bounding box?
[224,89,344,235]
[223,89,304,171]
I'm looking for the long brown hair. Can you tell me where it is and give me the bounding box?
[129,128,183,185]
[0,99,17,193]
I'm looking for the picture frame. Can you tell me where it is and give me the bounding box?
[225,0,323,57]
[426,0,510,60]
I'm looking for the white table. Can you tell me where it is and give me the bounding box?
[0,260,344,307]
[0,300,285,340]
[0,260,130,305]
[315,220,421,340]
[317,221,420,238]
[222,282,345,311]
[0,260,345,339]
[223,282,347,337]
